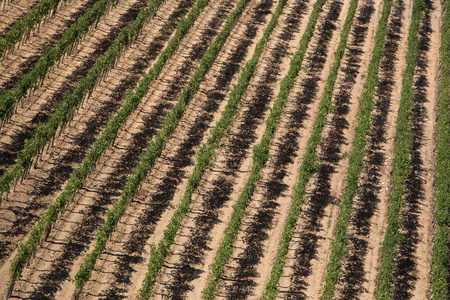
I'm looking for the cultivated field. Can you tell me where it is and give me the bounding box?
[0,0,449,299]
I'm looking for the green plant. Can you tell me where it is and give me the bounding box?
[73,0,249,295]
[431,0,450,297]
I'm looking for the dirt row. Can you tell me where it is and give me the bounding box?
[335,0,440,298]
[7,0,240,298]
[0,0,443,298]
[334,0,412,298]
[0,0,41,37]
[255,0,377,298]
[0,0,147,177]
[0,0,97,90]
[147,0,356,298]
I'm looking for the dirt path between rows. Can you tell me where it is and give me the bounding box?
[358,0,412,298]
[394,0,439,297]
[273,0,381,298]
[0,0,147,268]
[77,1,247,298]
[5,0,207,298]
[216,0,355,298]
[151,0,316,298]
[410,1,441,297]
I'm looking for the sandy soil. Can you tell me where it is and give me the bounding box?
[359,0,411,298]
[214,0,358,298]
[69,0,247,298]
[396,0,440,297]
[0,0,147,274]
[0,0,191,297]
[150,0,315,299]
[0,0,144,176]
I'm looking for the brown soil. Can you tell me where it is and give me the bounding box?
[46,0,243,298]
[275,0,382,298]
[0,0,190,296]
[359,1,411,298]
[151,0,315,299]
[391,0,440,297]
[81,1,281,298]
[215,0,355,298]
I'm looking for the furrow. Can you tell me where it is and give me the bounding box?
[218,0,351,298]
[9,0,240,299]
[250,0,363,298]
[391,1,438,298]
[6,0,200,297]
[375,0,429,296]
[250,0,379,297]
[76,0,269,298]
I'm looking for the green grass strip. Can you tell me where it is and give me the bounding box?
[201,0,333,298]
[73,0,248,293]
[264,0,394,298]
[376,0,426,298]
[0,0,117,121]
[137,0,291,298]
[431,0,450,298]
[0,0,65,58]
[0,0,166,199]
[257,0,358,298]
